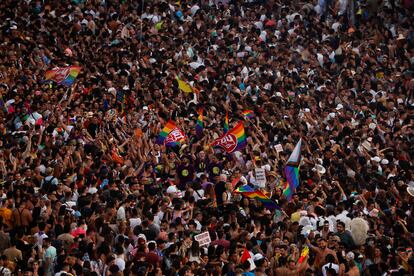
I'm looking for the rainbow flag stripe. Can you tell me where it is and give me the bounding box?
[195,108,203,138]
[235,185,279,210]
[242,110,254,119]
[166,141,180,147]
[284,165,299,200]
[45,66,81,87]
[232,122,247,151]
[224,111,229,133]
[156,120,176,145]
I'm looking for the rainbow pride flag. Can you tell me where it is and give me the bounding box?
[195,108,203,138]
[224,111,229,133]
[242,110,254,119]
[45,66,81,87]
[284,139,302,200]
[298,246,309,264]
[235,185,279,210]
[284,166,299,200]
[211,121,246,153]
[280,179,291,199]
[156,120,176,145]
[230,122,246,151]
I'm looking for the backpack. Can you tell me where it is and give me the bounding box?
[42,176,57,194]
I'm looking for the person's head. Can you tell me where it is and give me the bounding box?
[179,265,193,276]
[148,241,156,251]
[43,237,51,247]
[288,258,296,270]
[325,253,336,264]
[318,238,328,249]
[336,221,345,233]
[323,220,330,230]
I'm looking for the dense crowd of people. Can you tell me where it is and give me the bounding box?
[0,0,413,275]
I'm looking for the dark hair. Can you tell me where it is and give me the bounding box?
[190,240,200,256]
[326,254,336,263]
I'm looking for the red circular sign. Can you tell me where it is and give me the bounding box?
[219,133,237,152]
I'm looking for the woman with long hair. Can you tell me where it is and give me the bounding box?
[188,240,201,264]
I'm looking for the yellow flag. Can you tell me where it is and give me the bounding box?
[176,77,193,93]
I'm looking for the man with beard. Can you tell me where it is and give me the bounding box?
[307,238,338,274]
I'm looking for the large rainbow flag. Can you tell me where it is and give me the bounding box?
[45,66,81,86]
[195,108,203,138]
[211,121,246,153]
[235,185,279,210]
[284,139,302,200]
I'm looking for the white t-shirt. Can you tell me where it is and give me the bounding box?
[129,218,142,230]
[193,189,205,201]
[322,263,339,276]
[0,266,11,276]
[34,232,48,247]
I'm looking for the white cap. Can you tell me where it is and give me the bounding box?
[336,104,344,110]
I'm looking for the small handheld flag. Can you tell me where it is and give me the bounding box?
[284,139,302,201]
[195,108,203,138]
[240,247,256,271]
[211,121,246,153]
[298,246,309,264]
[242,110,254,119]
[45,66,81,87]
[235,185,279,210]
[224,111,229,133]
[156,120,177,145]
[241,247,251,264]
